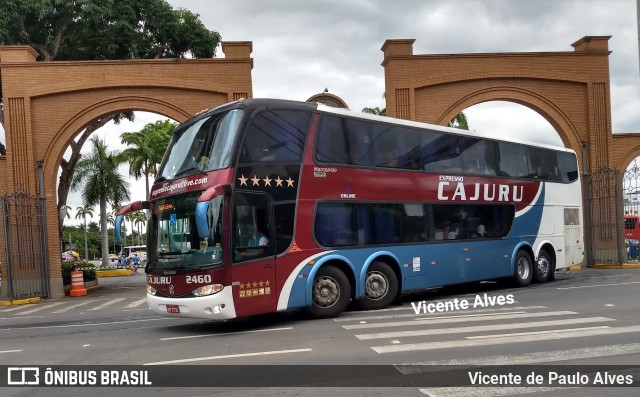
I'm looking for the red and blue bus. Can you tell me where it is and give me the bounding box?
[116,98,583,320]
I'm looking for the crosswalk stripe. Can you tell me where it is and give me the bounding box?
[124,298,147,308]
[0,305,39,312]
[87,298,127,311]
[334,306,547,323]
[51,300,94,313]
[343,310,577,330]
[398,342,640,368]
[355,316,614,340]
[465,326,609,339]
[14,302,67,315]
[371,324,640,353]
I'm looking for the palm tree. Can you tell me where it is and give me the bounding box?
[58,204,73,252]
[106,213,115,255]
[71,136,130,266]
[120,120,175,201]
[75,204,94,261]
[362,107,386,116]
[447,112,469,130]
[125,212,136,247]
[133,211,147,245]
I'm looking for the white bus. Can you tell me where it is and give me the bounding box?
[119,245,146,261]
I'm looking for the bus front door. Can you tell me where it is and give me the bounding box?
[231,192,277,317]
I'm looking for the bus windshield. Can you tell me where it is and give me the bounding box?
[147,191,224,271]
[158,109,243,180]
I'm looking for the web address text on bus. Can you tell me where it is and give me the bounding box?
[151,177,208,197]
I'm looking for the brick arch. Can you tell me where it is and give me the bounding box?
[431,86,582,158]
[382,36,615,173]
[0,42,253,298]
[611,136,640,171]
[43,95,192,173]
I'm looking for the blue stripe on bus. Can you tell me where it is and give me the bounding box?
[286,184,546,309]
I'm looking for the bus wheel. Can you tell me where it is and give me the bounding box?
[533,249,552,283]
[514,250,533,287]
[357,261,398,311]
[307,266,351,318]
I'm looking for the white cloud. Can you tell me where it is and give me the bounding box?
[8,0,640,222]
[166,0,640,133]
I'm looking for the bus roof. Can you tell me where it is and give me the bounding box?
[316,103,575,154]
[194,98,574,154]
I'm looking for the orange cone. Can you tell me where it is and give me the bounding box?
[69,270,87,297]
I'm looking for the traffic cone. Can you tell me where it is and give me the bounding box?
[69,270,87,297]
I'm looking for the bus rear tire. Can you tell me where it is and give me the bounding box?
[514,250,533,287]
[307,266,351,319]
[533,248,552,283]
[356,261,398,311]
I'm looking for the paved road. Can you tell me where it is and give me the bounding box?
[0,268,639,397]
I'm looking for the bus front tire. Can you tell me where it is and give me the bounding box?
[514,250,533,287]
[356,261,398,311]
[307,266,351,319]
[533,249,552,283]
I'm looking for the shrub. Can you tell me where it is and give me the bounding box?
[61,261,97,285]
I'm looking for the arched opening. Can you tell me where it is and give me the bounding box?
[59,111,174,265]
[457,101,563,147]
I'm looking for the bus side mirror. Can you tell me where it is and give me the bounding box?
[195,201,209,239]
[195,184,230,240]
[115,201,150,245]
[115,214,125,245]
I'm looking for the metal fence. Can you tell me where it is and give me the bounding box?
[1,191,50,299]
[583,163,640,266]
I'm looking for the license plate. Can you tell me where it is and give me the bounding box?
[166,305,180,313]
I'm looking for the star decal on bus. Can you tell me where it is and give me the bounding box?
[237,174,295,188]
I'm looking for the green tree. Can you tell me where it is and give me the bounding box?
[362,107,386,116]
[120,120,175,200]
[75,204,94,261]
[71,136,130,266]
[106,212,116,255]
[133,211,147,245]
[447,112,469,130]
[0,0,221,241]
[124,212,135,247]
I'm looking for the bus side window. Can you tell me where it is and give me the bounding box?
[316,115,348,164]
[499,142,528,178]
[345,119,372,166]
[314,203,355,246]
[239,110,310,163]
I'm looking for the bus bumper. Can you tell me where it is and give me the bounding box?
[147,287,237,320]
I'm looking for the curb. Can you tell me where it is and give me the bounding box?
[591,263,640,269]
[0,296,43,306]
[96,269,135,277]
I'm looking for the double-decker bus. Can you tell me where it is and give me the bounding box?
[116,98,583,320]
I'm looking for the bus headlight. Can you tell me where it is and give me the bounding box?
[192,284,224,297]
[147,284,157,295]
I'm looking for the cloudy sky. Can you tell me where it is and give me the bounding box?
[59,0,640,225]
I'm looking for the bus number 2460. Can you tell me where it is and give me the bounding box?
[186,275,212,284]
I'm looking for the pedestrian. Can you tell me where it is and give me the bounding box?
[132,253,140,273]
